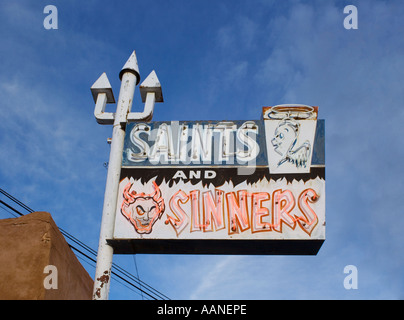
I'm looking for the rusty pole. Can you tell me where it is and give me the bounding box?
[92,51,140,300]
[91,51,163,299]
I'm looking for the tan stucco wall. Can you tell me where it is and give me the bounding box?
[0,212,93,300]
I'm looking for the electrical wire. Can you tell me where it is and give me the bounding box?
[0,201,20,218]
[0,188,170,300]
[75,254,146,300]
[133,255,144,300]
[0,190,168,300]
[0,200,22,217]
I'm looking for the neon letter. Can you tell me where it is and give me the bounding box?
[166,190,189,236]
[191,124,213,164]
[236,121,260,163]
[214,122,236,163]
[190,190,202,232]
[149,123,175,164]
[296,188,319,236]
[128,123,150,162]
[272,189,295,232]
[226,190,250,234]
[203,190,225,232]
[251,192,271,233]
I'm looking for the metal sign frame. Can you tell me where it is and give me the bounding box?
[110,112,325,256]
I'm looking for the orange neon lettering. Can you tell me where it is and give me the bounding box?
[272,189,296,233]
[163,187,321,237]
[202,189,225,232]
[226,190,250,234]
[251,192,271,233]
[190,190,203,232]
[166,189,189,236]
[296,188,319,236]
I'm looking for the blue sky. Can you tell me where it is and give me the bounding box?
[1,0,404,300]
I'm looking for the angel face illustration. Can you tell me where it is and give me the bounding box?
[271,119,299,157]
[121,181,165,234]
[271,118,311,168]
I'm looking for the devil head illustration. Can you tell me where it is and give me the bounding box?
[121,181,165,234]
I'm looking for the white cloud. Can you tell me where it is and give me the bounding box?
[189,256,242,299]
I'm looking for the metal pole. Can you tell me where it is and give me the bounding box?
[93,51,140,300]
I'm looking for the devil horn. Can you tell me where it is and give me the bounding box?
[152,181,165,215]
[123,182,135,203]
[152,181,162,200]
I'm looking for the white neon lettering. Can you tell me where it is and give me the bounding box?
[149,123,175,164]
[127,123,150,162]
[236,121,260,163]
[191,123,213,164]
[127,121,260,165]
[214,122,237,163]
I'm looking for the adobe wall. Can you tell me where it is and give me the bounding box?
[0,211,93,300]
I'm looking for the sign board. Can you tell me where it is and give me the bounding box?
[109,106,325,255]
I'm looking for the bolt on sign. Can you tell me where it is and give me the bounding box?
[109,105,325,255]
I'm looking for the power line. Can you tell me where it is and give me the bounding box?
[0,189,168,300]
[75,253,146,300]
[0,188,170,300]
[0,199,22,217]
[69,244,157,300]
[0,200,20,218]
[0,189,33,214]
[133,255,144,300]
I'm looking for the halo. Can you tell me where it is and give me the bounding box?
[266,104,315,120]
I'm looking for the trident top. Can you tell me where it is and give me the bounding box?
[91,50,163,125]
[90,51,163,300]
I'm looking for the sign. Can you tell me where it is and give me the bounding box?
[109,106,325,255]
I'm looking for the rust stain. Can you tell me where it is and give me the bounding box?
[97,271,110,285]
[94,270,110,299]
